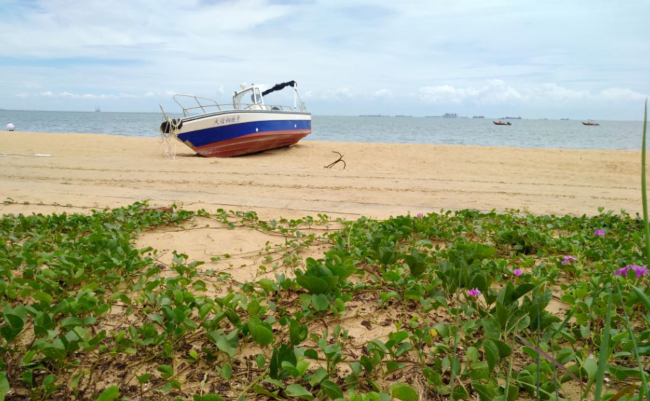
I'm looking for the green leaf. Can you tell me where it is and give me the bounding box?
[320,380,344,399]
[473,382,497,401]
[582,357,597,380]
[632,285,650,312]
[33,291,53,304]
[255,354,266,369]
[492,339,512,358]
[390,383,419,401]
[258,278,277,292]
[96,386,120,401]
[404,249,427,277]
[285,384,314,400]
[220,362,232,380]
[504,385,519,401]
[466,346,479,362]
[312,294,329,312]
[0,371,10,401]
[209,331,238,358]
[253,386,280,399]
[309,367,328,386]
[157,364,174,379]
[469,271,488,293]
[483,339,499,373]
[193,394,225,401]
[289,319,308,345]
[248,317,274,347]
[481,317,501,340]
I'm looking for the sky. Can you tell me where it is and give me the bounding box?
[0,0,648,120]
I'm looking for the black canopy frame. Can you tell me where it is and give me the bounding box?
[262,81,297,96]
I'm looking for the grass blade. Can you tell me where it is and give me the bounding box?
[593,287,613,401]
[642,98,650,265]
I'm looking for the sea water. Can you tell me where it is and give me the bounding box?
[0,110,643,150]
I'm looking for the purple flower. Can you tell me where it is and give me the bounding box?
[467,288,481,298]
[594,229,606,237]
[562,256,577,266]
[416,213,424,219]
[614,265,649,278]
[513,269,523,277]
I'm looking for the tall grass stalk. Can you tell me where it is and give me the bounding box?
[534,281,542,401]
[593,287,613,401]
[638,97,649,401]
[642,99,650,265]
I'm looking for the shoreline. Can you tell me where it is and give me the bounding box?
[0,128,644,152]
[0,131,645,218]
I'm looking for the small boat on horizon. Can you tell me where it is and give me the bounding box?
[443,113,457,118]
[493,121,512,126]
[159,81,310,157]
[472,116,485,119]
[582,121,600,126]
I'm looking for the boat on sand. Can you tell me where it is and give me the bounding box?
[159,81,310,157]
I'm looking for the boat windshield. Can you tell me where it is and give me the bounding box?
[233,87,264,109]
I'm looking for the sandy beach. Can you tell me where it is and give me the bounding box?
[0,131,644,398]
[1,130,638,316]
[0,131,644,218]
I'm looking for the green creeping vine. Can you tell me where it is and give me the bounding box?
[0,202,649,401]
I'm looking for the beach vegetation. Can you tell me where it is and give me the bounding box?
[0,202,648,400]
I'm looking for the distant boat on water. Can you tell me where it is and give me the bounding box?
[582,121,600,126]
[472,116,485,119]
[561,118,570,121]
[95,106,101,112]
[443,113,457,118]
[359,114,386,117]
[503,116,521,119]
[493,121,512,126]
[394,115,412,117]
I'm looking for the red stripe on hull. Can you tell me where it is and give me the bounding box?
[188,130,310,157]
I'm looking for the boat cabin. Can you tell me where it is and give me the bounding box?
[233,85,267,110]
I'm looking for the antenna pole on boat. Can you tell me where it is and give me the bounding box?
[294,82,297,110]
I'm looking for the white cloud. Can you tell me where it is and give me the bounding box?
[598,87,647,102]
[418,80,647,105]
[418,80,522,104]
[372,89,393,99]
[527,83,590,102]
[320,88,354,100]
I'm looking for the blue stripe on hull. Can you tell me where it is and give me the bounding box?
[178,119,311,148]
